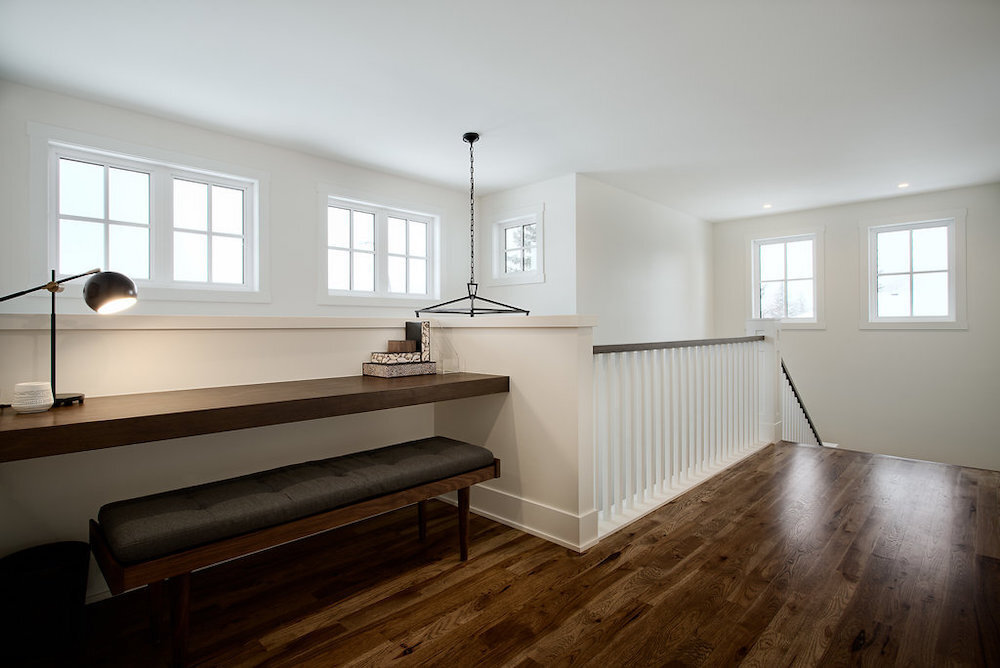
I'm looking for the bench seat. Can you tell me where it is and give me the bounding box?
[98,436,495,564]
[90,436,499,667]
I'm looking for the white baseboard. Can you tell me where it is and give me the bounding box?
[439,484,599,552]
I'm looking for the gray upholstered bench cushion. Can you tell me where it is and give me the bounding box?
[98,436,495,564]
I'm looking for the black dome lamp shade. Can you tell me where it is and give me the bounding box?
[0,268,138,407]
[83,271,138,314]
[416,132,529,317]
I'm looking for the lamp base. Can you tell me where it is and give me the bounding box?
[53,393,84,407]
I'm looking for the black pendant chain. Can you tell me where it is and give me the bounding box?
[465,132,478,284]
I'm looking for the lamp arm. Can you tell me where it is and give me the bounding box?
[0,268,100,303]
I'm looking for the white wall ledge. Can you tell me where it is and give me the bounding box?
[0,313,598,331]
[428,315,597,329]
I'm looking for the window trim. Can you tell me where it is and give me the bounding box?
[317,189,439,307]
[748,230,825,329]
[485,203,545,286]
[859,209,967,330]
[30,123,270,304]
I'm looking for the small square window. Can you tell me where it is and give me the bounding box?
[490,204,544,286]
[750,233,822,327]
[862,211,966,329]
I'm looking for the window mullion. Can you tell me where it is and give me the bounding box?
[243,187,252,290]
[948,224,956,319]
[102,164,111,273]
[376,209,387,296]
[782,243,789,318]
[205,185,214,284]
[756,242,762,318]
[871,229,878,319]
[348,210,356,291]
[404,216,411,294]
[155,170,171,284]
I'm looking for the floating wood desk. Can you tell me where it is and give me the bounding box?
[0,373,510,463]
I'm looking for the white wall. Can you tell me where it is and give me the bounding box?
[0,80,468,318]
[434,317,597,551]
[576,175,713,345]
[477,174,577,315]
[713,183,1000,470]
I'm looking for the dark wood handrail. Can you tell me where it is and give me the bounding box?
[593,335,764,355]
[781,360,823,446]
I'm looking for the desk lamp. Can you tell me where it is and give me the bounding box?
[0,268,137,406]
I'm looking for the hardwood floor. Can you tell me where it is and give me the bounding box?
[71,442,1000,666]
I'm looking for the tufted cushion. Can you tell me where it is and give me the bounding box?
[98,437,495,564]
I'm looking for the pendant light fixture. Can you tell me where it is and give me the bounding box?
[416,132,529,317]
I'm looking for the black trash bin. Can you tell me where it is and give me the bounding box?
[0,541,90,663]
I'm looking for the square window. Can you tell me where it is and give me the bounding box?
[862,212,966,329]
[751,234,821,325]
[171,177,251,286]
[490,205,544,286]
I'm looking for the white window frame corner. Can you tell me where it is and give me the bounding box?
[858,209,967,330]
[486,203,545,287]
[747,229,825,330]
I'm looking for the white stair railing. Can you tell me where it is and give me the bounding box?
[593,336,769,536]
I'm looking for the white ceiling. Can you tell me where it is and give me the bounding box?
[2,0,998,221]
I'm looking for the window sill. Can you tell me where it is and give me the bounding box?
[484,272,545,287]
[859,319,968,331]
[317,293,437,309]
[778,319,826,331]
[137,285,271,304]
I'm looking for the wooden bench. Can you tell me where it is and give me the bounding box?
[89,436,499,667]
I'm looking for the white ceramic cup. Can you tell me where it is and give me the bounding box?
[12,381,54,414]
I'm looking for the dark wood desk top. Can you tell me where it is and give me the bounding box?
[0,373,510,463]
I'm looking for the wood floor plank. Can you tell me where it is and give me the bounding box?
[976,469,1000,560]
[735,456,878,665]
[75,442,1000,667]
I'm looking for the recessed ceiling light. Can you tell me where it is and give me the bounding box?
[762,203,773,209]
[897,182,910,189]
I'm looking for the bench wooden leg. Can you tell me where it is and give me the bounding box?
[169,573,191,668]
[458,487,470,561]
[418,500,428,542]
[149,579,167,644]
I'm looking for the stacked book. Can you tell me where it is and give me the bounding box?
[362,321,436,377]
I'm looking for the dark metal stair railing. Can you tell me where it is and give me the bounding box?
[780,359,824,446]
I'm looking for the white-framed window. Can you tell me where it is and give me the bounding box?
[489,204,544,285]
[40,131,265,301]
[56,154,152,281]
[750,232,823,327]
[861,210,966,329]
[170,174,251,285]
[323,196,434,300]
